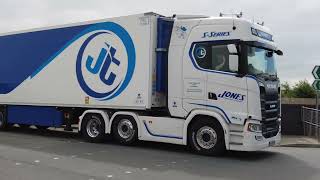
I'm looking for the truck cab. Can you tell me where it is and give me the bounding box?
[167,15,282,151]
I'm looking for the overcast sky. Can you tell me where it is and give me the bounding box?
[0,0,319,84]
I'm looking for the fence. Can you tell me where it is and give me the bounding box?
[301,106,320,141]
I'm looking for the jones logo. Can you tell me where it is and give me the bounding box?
[218,91,246,102]
[202,31,230,38]
[76,22,136,100]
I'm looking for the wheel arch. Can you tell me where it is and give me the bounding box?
[78,109,110,134]
[183,109,230,150]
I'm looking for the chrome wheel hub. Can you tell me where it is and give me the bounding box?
[86,117,101,138]
[117,119,134,139]
[196,126,217,149]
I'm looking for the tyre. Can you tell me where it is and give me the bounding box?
[112,116,138,145]
[188,118,226,156]
[0,111,7,130]
[81,114,106,143]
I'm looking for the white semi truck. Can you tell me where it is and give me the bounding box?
[0,12,282,155]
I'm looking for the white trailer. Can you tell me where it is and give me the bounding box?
[0,12,283,155]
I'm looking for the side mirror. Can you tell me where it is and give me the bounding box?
[275,49,283,56]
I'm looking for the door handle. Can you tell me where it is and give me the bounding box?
[208,92,218,100]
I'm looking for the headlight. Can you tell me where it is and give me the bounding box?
[247,123,262,133]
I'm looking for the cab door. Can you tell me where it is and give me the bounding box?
[181,42,207,112]
[185,39,248,124]
[182,24,248,123]
[204,42,248,125]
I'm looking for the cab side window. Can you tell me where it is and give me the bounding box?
[193,43,239,73]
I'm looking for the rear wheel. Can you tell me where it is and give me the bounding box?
[81,114,106,143]
[112,116,138,145]
[188,118,226,156]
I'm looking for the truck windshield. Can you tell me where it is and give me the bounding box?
[247,46,277,78]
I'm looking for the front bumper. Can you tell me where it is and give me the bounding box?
[242,131,281,151]
[229,119,281,151]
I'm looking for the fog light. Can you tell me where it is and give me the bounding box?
[247,123,262,133]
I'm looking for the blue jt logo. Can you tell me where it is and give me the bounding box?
[76,22,136,101]
[85,43,120,86]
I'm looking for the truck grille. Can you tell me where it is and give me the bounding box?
[260,86,280,138]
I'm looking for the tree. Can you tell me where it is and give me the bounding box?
[281,81,293,98]
[291,80,316,98]
[281,80,316,98]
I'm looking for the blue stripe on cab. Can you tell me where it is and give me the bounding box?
[143,121,183,139]
[189,103,231,123]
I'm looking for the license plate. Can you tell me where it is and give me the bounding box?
[269,140,275,146]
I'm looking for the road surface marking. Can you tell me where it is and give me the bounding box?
[107,175,113,178]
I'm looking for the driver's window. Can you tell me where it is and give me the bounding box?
[193,43,239,73]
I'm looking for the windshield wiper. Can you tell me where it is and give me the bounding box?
[256,73,269,80]
[256,73,277,81]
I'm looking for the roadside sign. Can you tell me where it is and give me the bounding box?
[313,80,320,91]
[312,66,320,138]
[312,65,320,79]
[312,66,320,126]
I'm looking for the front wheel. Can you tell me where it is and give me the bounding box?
[81,114,106,143]
[188,119,226,156]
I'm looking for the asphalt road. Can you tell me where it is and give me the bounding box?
[0,127,320,180]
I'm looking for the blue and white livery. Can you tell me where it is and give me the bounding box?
[0,12,282,155]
